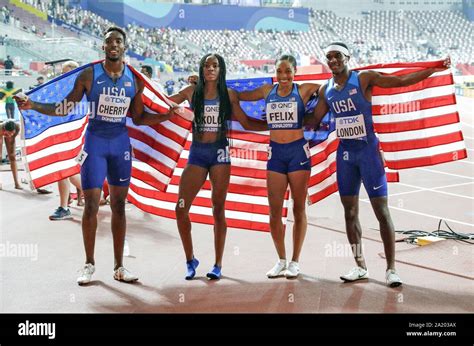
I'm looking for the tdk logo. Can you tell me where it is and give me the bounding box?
[339,117,360,125]
[18,320,56,339]
[105,96,128,104]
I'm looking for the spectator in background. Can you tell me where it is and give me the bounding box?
[4,55,14,75]
[0,120,22,190]
[140,65,153,79]
[165,79,175,96]
[1,81,18,119]
[31,76,45,90]
[49,60,84,221]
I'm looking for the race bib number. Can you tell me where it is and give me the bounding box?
[336,114,367,139]
[75,149,88,166]
[96,94,131,122]
[266,101,298,129]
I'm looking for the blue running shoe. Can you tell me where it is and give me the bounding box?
[206,265,222,280]
[49,207,72,221]
[185,257,199,280]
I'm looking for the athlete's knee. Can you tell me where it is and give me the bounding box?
[269,208,283,224]
[212,202,225,218]
[110,198,126,216]
[84,200,99,216]
[374,205,391,224]
[292,203,307,222]
[7,152,15,161]
[343,205,358,223]
[175,198,190,216]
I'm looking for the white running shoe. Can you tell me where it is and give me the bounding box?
[77,263,95,285]
[386,269,403,287]
[285,261,300,278]
[340,266,369,282]
[266,259,288,278]
[113,267,139,283]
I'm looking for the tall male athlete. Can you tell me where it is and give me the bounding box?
[311,42,450,287]
[16,26,176,285]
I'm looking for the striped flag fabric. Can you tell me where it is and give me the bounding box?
[128,77,287,232]
[356,60,467,169]
[298,61,466,204]
[127,66,192,192]
[20,64,90,189]
[20,59,466,233]
[19,61,191,191]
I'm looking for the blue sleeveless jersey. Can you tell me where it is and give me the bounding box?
[265,83,305,130]
[87,63,136,138]
[193,98,223,133]
[325,71,376,145]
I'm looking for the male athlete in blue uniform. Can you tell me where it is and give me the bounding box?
[16,27,175,285]
[237,55,321,279]
[311,42,450,287]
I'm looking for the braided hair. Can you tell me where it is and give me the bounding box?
[191,53,232,141]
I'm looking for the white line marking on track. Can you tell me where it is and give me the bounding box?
[387,182,474,198]
[414,167,474,180]
[396,182,474,200]
[359,200,474,227]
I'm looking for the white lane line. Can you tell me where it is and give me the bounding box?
[359,200,474,227]
[464,136,474,140]
[386,181,474,198]
[396,182,474,200]
[454,160,474,165]
[387,189,424,198]
[414,167,474,180]
[461,122,474,128]
[432,181,474,189]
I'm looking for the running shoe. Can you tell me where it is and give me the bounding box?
[340,267,369,282]
[386,269,403,287]
[49,207,72,221]
[266,259,288,278]
[113,267,139,283]
[185,257,199,280]
[77,263,95,285]
[206,265,222,280]
[285,261,300,278]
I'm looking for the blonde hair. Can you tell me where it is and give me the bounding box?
[62,60,79,73]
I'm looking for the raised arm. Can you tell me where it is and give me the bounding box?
[130,78,176,126]
[15,68,91,116]
[167,84,194,105]
[237,84,273,102]
[298,82,321,104]
[362,57,451,89]
[229,89,267,131]
[306,84,329,127]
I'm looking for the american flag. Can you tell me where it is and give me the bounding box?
[128,76,284,232]
[357,61,467,169]
[20,61,191,191]
[20,64,90,189]
[19,60,467,233]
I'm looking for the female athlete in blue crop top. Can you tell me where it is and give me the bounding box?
[237,55,321,279]
[167,54,267,280]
